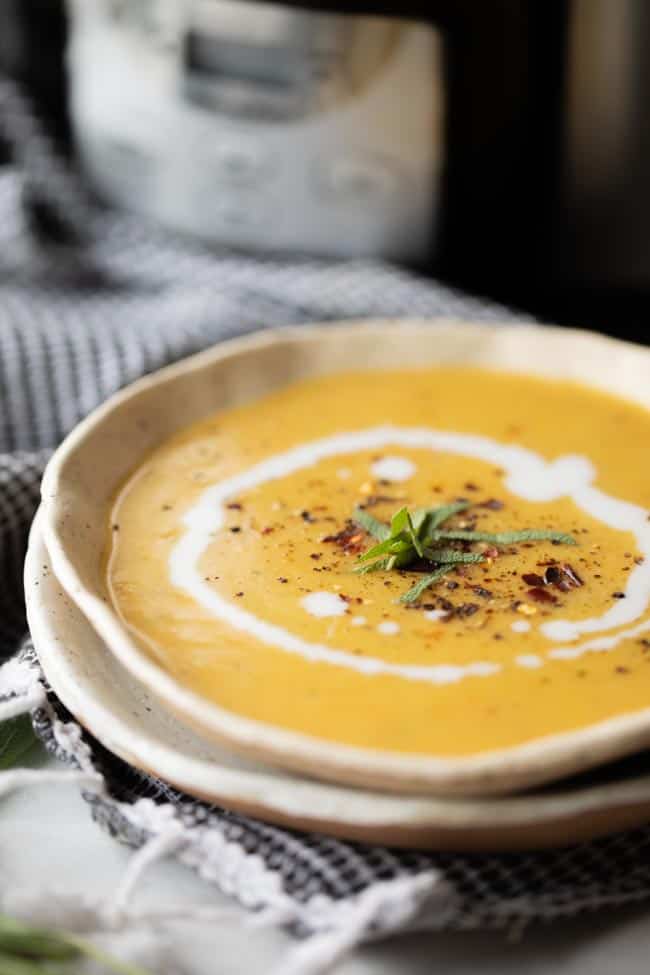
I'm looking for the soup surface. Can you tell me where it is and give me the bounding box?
[107,368,650,756]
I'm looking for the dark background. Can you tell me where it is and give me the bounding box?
[1,0,649,345]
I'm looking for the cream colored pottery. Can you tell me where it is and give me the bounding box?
[39,320,650,796]
[26,509,650,850]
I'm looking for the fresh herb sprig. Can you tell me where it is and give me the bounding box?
[352,501,576,604]
[0,915,151,975]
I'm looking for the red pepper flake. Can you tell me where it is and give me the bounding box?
[226,502,243,510]
[527,587,557,604]
[615,666,630,674]
[310,553,322,560]
[322,523,366,555]
[261,526,274,535]
[300,510,316,523]
[359,495,402,509]
[561,564,584,587]
[457,603,480,618]
[544,564,583,591]
[472,586,492,599]
[464,482,479,491]
[230,526,241,533]
[277,577,288,583]
[522,572,545,587]
[612,591,626,599]
[478,498,504,510]
[235,591,244,597]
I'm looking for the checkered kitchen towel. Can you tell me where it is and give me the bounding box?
[2,77,650,971]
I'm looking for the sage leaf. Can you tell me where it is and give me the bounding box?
[352,508,390,541]
[399,565,452,604]
[428,529,576,545]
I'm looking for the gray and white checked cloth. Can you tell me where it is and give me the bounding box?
[2,77,650,971]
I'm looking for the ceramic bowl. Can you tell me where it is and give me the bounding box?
[39,320,650,796]
[26,509,650,850]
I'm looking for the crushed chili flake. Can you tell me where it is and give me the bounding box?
[561,564,583,587]
[226,502,243,510]
[230,526,241,533]
[261,526,274,535]
[300,510,316,523]
[543,563,583,591]
[527,586,557,604]
[479,498,504,510]
[310,553,322,560]
[359,494,403,509]
[472,586,492,599]
[522,572,545,587]
[612,591,626,599]
[457,603,480,618]
[322,523,366,555]
[277,577,288,583]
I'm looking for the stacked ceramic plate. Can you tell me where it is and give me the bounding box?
[28,320,650,850]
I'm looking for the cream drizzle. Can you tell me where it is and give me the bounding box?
[370,456,416,482]
[511,620,531,633]
[377,621,400,635]
[301,592,348,618]
[167,425,650,684]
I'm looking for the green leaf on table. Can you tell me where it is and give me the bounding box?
[0,715,37,771]
[0,914,152,974]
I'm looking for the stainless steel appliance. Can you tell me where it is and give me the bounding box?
[65,0,442,261]
[4,0,650,338]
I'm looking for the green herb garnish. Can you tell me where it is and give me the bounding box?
[400,565,453,605]
[0,915,151,975]
[425,528,576,546]
[352,507,390,542]
[352,500,576,603]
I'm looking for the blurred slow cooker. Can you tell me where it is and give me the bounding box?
[3,1,650,337]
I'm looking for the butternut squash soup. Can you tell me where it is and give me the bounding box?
[107,368,650,758]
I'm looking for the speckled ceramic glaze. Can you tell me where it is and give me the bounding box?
[39,320,650,796]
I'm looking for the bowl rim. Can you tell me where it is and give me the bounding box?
[39,317,650,796]
[26,507,650,850]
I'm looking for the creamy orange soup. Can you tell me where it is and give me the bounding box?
[107,368,650,756]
